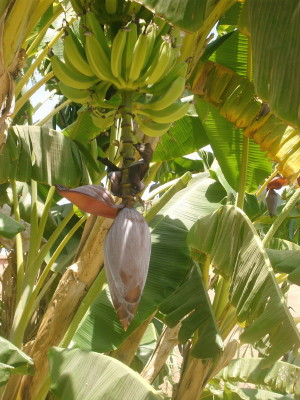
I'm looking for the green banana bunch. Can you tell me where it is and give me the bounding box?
[107,20,181,90]
[53,10,189,139]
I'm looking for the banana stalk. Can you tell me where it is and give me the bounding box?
[119,91,136,200]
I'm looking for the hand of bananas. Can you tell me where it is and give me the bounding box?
[50,9,189,137]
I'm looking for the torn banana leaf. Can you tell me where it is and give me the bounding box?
[192,60,300,181]
[187,205,300,365]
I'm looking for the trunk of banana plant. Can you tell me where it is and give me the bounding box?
[141,324,181,384]
[110,313,156,366]
[173,340,239,399]
[6,216,113,400]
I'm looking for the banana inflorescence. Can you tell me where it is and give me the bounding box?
[58,1,190,330]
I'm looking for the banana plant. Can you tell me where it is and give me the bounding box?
[0,0,300,400]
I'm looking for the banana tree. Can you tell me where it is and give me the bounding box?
[0,0,300,399]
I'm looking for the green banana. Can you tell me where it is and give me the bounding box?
[142,24,157,68]
[85,12,110,58]
[135,76,185,111]
[105,0,117,14]
[91,81,111,105]
[85,33,116,83]
[128,32,148,83]
[59,82,92,104]
[135,115,171,137]
[136,101,190,124]
[51,55,99,89]
[147,62,188,95]
[143,40,173,85]
[91,111,115,130]
[63,28,95,77]
[123,22,137,81]
[111,28,127,81]
[140,27,165,74]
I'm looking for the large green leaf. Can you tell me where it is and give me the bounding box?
[248,0,300,129]
[203,385,295,400]
[159,267,224,359]
[0,337,34,386]
[187,205,300,365]
[217,358,300,396]
[135,0,208,32]
[267,249,300,285]
[0,126,89,186]
[153,116,209,162]
[192,61,300,180]
[64,108,101,144]
[48,348,162,399]
[72,174,225,352]
[210,30,248,77]
[268,238,300,251]
[195,98,272,193]
[0,212,25,239]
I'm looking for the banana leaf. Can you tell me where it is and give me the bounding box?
[0,212,25,239]
[247,0,300,129]
[203,385,295,400]
[64,108,102,144]
[159,266,224,359]
[135,0,208,32]
[268,238,300,251]
[267,248,300,285]
[72,174,225,353]
[192,61,300,180]
[195,98,272,193]
[48,347,163,399]
[0,337,34,386]
[153,115,209,162]
[217,358,300,396]
[209,30,248,77]
[0,126,89,186]
[187,205,300,365]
